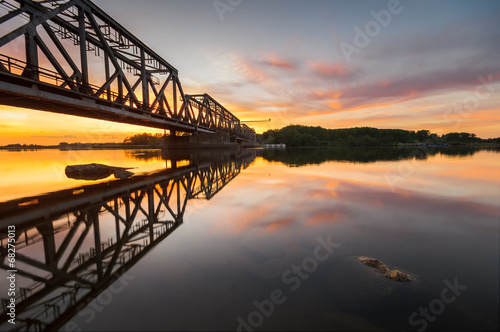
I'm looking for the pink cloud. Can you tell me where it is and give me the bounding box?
[260,54,296,70]
[232,56,269,83]
[308,89,343,101]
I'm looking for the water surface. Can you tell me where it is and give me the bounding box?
[0,147,498,331]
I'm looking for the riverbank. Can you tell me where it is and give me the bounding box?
[0,144,159,151]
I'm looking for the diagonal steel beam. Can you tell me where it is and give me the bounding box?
[102,202,127,225]
[1,263,47,282]
[34,34,76,89]
[41,22,81,77]
[0,7,24,25]
[55,216,83,262]
[150,73,171,111]
[85,9,141,108]
[62,215,93,271]
[94,69,119,98]
[0,0,78,48]
[154,185,176,221]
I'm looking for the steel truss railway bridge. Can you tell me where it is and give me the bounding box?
[0,0,257,142]
[0,151,256,331]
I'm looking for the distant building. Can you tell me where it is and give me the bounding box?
[264,144,286,149]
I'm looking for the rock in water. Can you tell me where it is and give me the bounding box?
[359,257,390,273]
[385,270,412,282]
[114,169,134,179]
[359,257,411,282]
[65,163,134,180]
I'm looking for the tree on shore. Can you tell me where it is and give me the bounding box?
[123,133,162,146]
[262,125,489,147]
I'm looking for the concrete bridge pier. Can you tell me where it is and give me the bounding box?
[163,132,241,149]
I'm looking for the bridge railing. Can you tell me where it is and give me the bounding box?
[1,53,158,113]
[1,49,256,140]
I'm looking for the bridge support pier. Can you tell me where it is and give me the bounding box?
[163,132,240,149]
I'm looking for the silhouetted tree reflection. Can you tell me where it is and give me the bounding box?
[124,150,162,162]
[260,147,500,167]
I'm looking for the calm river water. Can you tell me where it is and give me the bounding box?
[0,147,498,331]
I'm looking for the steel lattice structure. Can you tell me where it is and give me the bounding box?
[0,152,256,331]
[185,94,257,142]
[0,0,256,141]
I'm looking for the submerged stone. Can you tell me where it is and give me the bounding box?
[114,169,134,179]
[385,269,412,282]
[359,257,411,282]
[65,163,134,180]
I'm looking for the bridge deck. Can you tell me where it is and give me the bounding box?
[0,70,214,133]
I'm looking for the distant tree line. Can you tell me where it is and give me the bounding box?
[261,125,500,147]
[123,133,163,146]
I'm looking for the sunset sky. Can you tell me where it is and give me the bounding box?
[0,0,499,145]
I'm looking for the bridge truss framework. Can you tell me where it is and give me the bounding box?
[0,0,256,141]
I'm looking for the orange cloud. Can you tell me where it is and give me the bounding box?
[259,217,295,233]
[305,211,343,226]
[308,90,343,100]
[308,61,350,78]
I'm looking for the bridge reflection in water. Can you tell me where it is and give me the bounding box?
[0,150,256,331]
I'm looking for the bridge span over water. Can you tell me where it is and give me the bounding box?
[0,0,256,142]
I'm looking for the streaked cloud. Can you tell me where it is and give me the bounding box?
[308,61,351,79]
[260,54,297,70]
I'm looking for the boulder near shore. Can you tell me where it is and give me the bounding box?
[359,257,412,282]
[65,163,134,180]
